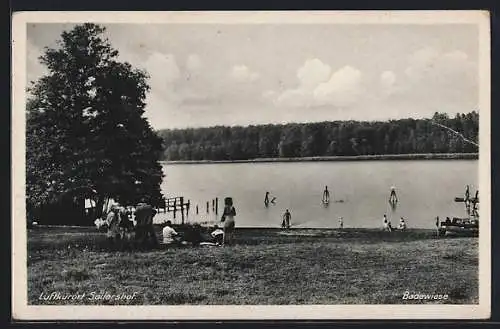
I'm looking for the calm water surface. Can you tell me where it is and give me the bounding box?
[158,160,478,229]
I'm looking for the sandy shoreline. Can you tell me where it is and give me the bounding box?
[161,153,478,165]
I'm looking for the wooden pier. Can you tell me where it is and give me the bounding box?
[157,196,191,225]
[156,196,221,225]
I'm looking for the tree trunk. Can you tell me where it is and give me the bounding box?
[95,194,106,219]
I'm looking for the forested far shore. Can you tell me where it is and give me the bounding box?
[157,112,479,161]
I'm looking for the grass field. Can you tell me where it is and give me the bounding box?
[27,226,478,305]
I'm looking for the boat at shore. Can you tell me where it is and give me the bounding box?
[438,194,479,237]
[438,218,478,237]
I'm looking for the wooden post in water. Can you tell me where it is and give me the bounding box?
[206,201,209,214]
[173,198,177,221]
[196,205,199,215]
[212,199,215,211]
[186,200,190,219]
[215,197,218,215]
[180,197,185,225]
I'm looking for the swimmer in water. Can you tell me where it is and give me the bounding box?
[389,185,398,203]
[323,186,330,203]
[282,209,291,229]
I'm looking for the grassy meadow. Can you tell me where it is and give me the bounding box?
[27,226,478,305]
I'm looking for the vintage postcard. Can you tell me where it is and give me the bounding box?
[12,11,491,320]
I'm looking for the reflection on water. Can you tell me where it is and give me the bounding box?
[158,160,478,229]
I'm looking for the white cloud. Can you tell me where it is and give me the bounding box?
[379,70,397,97]
[186,53,202,72]
[275,88,311,107]
[379,47,478,116]
[380,71,396,88]
[144,52,180,86]
[313,66,362,107]
[262,90,277,99]
[230,65,260,82]
[297,58,331,90]
[271,59,363,108]
[404,47,475,84]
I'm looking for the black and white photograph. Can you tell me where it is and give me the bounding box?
[12,11,491,320]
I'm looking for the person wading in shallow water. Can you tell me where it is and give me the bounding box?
[435,216,441,237]
[389,185,398,203]
[221,197,236,246]
[282,209,291,229]
[323,186,330,204]
[264,191,276,207]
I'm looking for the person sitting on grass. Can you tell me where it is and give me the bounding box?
[211,225,224,246]
[382,214,391,232]
[162,221,182,246]
[398,217,407,231]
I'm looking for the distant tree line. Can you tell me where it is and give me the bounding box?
[157,112,479,161]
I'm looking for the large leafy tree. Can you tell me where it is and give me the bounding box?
[27,23,164,217]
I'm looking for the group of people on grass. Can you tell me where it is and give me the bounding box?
[100,196,237,249]
[382,214,407,232]
[160,196,237,247]
[99,198,159,249]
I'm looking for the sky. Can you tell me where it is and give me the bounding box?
[27,23,479,130]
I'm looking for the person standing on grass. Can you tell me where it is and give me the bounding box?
[338,217,344,229]
[264,192,270,207]
[134,198,158,248]
[118,206,134,242]
[221,197,236,246]
[106,205,121,247]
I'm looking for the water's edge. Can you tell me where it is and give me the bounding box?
[162,153,478,165]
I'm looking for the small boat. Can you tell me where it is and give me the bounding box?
[438,217,478,237]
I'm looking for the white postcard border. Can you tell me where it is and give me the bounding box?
[12,10,491,320]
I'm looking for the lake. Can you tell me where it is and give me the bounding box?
[158,160,478,229]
